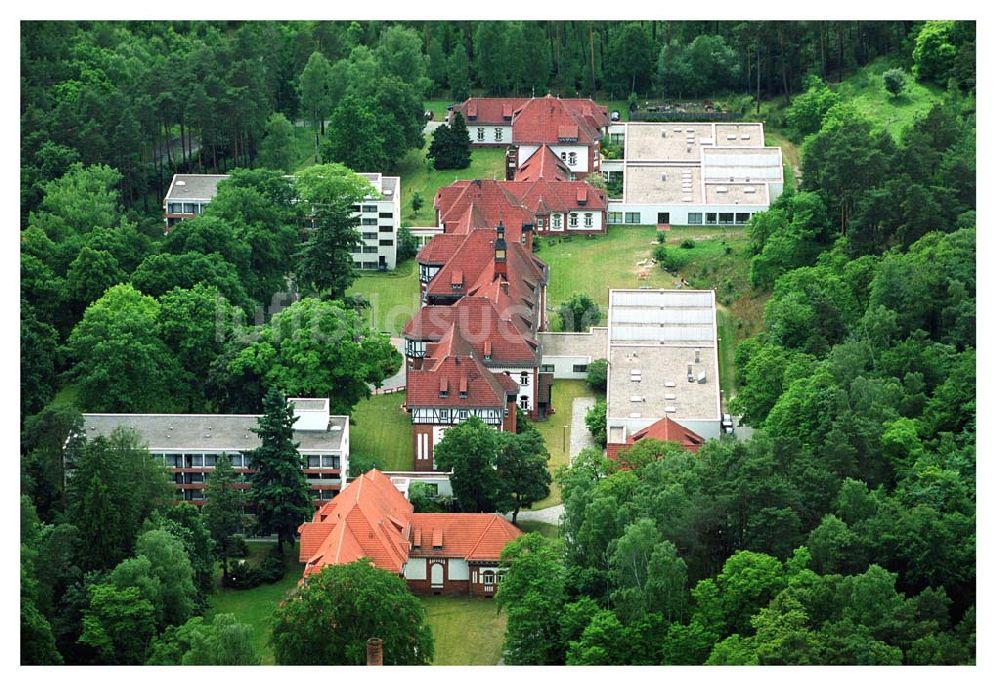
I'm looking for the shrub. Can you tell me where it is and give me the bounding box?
[586,359,609,392]
[225,560,261,589]
[680,238,696,249]
[585,400,608,447]
[654,245,690,272]
[257,556,286,584]
[656,232,666,244]
[883,68,907,98]
[227,535,249,558]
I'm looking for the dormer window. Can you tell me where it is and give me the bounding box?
[439,378,449,398]
[459,376,469,399]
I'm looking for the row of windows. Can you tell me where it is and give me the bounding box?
[608,211,753,226]
[166,202,205,215]
[362,217,378,225]
[549,213,593,229]
[476,127,505,142]
[559,151,578,166]
[152,453,339,469]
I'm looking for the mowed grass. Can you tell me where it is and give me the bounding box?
[347,258,421,335]
[830,57,947,141]
[350,391,414,472]
[204,541,304,665]
[532,379,599,509]
[392,139,507,226]
[422,596,507,665]
[516,520,559,538]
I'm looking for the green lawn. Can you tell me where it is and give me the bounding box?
[424,99,456,121]
[516,520,559,538]
[830,57,947,141]
[51,384,80,408]
[392,139,507,226]
[347,258,421,335]
[350,391,413,472]
[532,380,599,509]
[292,125,321,171]
[204,542,304,665]
[421,596,507,665]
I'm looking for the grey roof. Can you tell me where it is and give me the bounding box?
[165,174,230,202]
[538,327,608,359]
[81,413,348,454]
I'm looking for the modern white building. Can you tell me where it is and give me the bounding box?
[162,171,402,270]
[605,289,722,443]
[603,122,784,226]
[352,172,401,271]
[538,327,609,380]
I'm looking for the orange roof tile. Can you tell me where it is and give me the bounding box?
[410,513,522,560]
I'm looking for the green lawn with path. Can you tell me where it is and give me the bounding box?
[516,520,559,538]
[531,379,599,509]
[347,258,421,335]
[349,391,414,472]
[421,596,507,665]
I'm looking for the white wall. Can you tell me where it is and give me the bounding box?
[607,200,770,227]
[541,356,593,380]
[469,124,513,145]
[495,367,535,413]
[447,558,470,580]
[404,558,427,580]
[518,144,590,174]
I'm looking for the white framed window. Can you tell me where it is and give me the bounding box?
[519,396,529,410]
[560,152,567,161]
[536,217,544,230]
[494,127,503,141]
[568,151,577,166]
[438,408,450,421]
[520,372,529,386]
[551,214,562,229]
[584,213,593,228]
[608,212,622,224]
[625,212,640,224]
[688,212,703,225]
[482,570,496,586]
[477,127,485,142]
[569,213,578,228]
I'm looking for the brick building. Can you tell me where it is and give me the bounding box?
[299,469,522,597]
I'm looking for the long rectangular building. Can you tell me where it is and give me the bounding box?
[603,122,784,227]
[82,398,349,506]
[605,289,722,445]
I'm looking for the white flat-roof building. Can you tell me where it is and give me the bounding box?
[605,289,722,444]
[162,172,402,271]
[603,122,784,227]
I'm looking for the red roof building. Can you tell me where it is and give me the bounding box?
[514,145,572,182]
[606,415,706,463]
[299,469,522,596]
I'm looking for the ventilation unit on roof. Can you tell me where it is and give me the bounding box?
[629,395,644,403]
[661,129,667,138]
[687,364,694,383]
[664,394,676,400]
[661,172,667,182]
[695,350,701,363]
[744,187,757,194]
[176,180,186,186]
[629,412,642,419]
[716,187,728,194]
[664,406,676,413]
[664,380,676,388]
[697,370,707,384]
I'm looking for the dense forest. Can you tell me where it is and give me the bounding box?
[21,19,975,666]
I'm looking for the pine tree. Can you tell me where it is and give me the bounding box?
[202,455,245,576]
[247,388,312,556]
[428,113,472,170]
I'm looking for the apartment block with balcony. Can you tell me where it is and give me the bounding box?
[350,172,401,271]
[81,398,349,506]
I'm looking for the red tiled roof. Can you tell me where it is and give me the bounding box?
[512,95,607,146]
[451,98,530,126]
[406,325,516,409]
[298,469,414,576]
[608,416,706,462]
[410,513,522,560]
[434,180,533,241]
[417,233,465,266]
[504,179,608,214]
[514,145,571,182]
[297,470,525,581]
[402,297,538,365]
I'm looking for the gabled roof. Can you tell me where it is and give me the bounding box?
[434,180,533,241]
[402,297,538,365]
[417,233,465,266]
[512,95,608,146]
[451,98,530,126]
[406,325,517,408]
[504,179,608,214]
[514,145,572,182]
[628,415,705,454]
[409,513,522,560]
[299,469,414,576]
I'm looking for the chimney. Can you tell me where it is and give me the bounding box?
[494,220,508,281]
[521,222,534,251]
[367,638,383,666]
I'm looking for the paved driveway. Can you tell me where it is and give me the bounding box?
[569,396,597,463]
